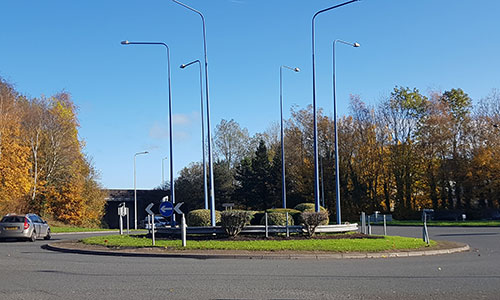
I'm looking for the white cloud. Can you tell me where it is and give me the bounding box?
[173,114,192,126]
[149,122,168,139]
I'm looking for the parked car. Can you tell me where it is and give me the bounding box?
[0,213,51,242]
[140,215,169,229]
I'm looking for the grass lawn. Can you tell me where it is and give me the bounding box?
[50,226,117,233]
[82,234,435,252]
[381,220,500,227]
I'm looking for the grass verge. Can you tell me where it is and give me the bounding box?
[51,226,116,233]
[81,234,435,252]
[381,220,500,227]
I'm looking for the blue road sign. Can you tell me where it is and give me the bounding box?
[159,201,174,218]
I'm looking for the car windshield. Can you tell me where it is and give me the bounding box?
[1,216,25,223]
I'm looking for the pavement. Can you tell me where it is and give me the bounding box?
[45,239,470,260]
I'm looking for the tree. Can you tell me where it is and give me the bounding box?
[0,79,31,215]
[439,88,472,209]
[214,119,251,170]
[381,87,427,217]
[234,140,274,210]
[174,163,205,212]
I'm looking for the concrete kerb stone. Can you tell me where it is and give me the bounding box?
[43,240,470,260]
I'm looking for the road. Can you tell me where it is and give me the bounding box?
[0,227,499,300]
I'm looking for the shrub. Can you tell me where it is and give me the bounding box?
[186,209,221,226]
[267,208,301,224]
[260,211,296,226]
[221,211,252,237]
[293,203,329,225]
[302,211,329,237]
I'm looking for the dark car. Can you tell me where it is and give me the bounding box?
[0,214,51,242]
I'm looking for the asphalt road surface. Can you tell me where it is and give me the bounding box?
[1,227,499,300]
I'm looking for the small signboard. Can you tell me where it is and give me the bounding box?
[159,201,174,218]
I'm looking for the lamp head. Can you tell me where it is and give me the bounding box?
[353,42,361,48]
[121,40,130,45]
[294,67,300,72]
[180,64,186,69]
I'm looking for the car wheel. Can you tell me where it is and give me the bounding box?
[29,231,36,242]
[44,229,51,240]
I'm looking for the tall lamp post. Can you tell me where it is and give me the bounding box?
[181,60,209,210]
[134,151,148,230]
[312,0,359,212]
[121,40,176,225]
[162,156,168,188]
[172,0,216,226]
[333,39,360,224]
[280,65,300,209]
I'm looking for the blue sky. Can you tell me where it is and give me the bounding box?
[1,0,499,190]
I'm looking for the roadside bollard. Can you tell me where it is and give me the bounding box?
[286,212,289,238]
[423,212,430,245]
[367,215,372,235]
[265,212,269,238]
[360,212,366,234]
[181,213,186,247]
[383,215,387,236]
[151,214,155,246]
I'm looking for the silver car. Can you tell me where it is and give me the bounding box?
[0,214,51,242]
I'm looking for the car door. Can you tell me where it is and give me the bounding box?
[38,216,48,236]
[29,215,42,238]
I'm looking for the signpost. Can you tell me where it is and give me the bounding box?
[146,203,155,246]
[117,202,129,235]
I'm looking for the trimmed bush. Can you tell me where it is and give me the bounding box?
[221,211,252,237]
[266,208,300,225]
[294,203,329,225]
[260,211,297,226]
[302,211,329,237]
[186,209,221,226]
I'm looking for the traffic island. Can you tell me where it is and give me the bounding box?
[44,234,470,260]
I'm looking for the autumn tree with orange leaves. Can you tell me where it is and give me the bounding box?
[0,78,106,226]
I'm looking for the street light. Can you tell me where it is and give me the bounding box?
[121,40,176,225]
[181,60,208,210]
[134,151,148,230]
[280,65,300,209]
[162,156,168,188]
[172,0,216,226]
[333,39,360,224]
[312,0,359,212]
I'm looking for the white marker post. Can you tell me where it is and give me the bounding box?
[146,203,155,246]
[126,206,130,234]
[181,214,186,247]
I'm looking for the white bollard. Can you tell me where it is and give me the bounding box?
[265,212,269,238]
[181,214,187,247]
[151,214,155,246]
[286,212,289,238]
[383,215,387,236]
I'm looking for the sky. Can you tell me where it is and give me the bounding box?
[1,0,499,190]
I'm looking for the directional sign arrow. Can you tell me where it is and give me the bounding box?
[159,201,174,217]
[145,203,154,215]
[174,202,184,215]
